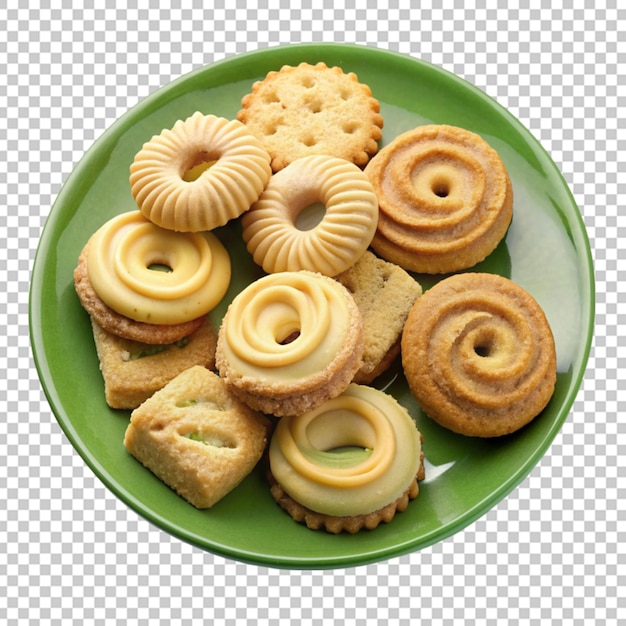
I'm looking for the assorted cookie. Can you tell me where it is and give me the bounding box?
[215,271,365,417]
[365,124,513,274]
[124,366,270,509]
[334,250,422,384]
[267,384,425,533]
[241,154,379,276]
[237,62,384,171]
[130,111,272,232]
[72,59,558,533]
[91,317,217,410]
[401,273,557,438]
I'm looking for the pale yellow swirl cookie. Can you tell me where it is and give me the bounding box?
[401,273,557,437]
[129,112,272,232]
[365,124,513,274]
[215,271,363,416]
[241,155,379,277]
[86,211,231,325]
[268,383,424,532]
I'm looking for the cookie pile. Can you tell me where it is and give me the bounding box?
[73,61,557,534]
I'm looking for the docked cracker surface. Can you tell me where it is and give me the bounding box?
[335,250,423,384]
[124,365,271,509]
[91,316,217,410]
[237,62,384,171]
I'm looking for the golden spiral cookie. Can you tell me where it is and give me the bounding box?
[365,124,513,274]
[401,273,557,437]
[268,383,424,533]
[86,211,231,325]
[129,112,272,232]
[237,62,384,172]
[241,155,379,277]
[215,271,363,417]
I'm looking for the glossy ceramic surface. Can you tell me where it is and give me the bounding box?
[30,44,594,569]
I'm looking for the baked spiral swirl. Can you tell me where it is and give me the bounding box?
[401,273,557,437]
[365,124,513,274]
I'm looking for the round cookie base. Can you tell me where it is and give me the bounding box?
[267,451,424,534]
[401,273,557,437]
[217,332,364,417]
[74,243,205,345]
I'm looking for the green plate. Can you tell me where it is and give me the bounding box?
[29,43,594,569]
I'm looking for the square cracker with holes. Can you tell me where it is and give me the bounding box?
[124,365,271,509]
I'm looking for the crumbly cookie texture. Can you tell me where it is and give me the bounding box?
[91,316,217,410]
[365,124,513,274]
[268,470,422,534]
[335,250,423,383]
[237,62,384,172]
[124,365,271,509]
[401,272,557,437]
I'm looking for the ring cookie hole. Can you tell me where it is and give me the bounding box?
[182,151,218,182]
[295,201,326,231]
[275,322,301,345]
[473,343,492,358]
[278,330,301,345]
[472,328,497,358]
[305,410,375,468]
[431,175,451,198]
[148,262,173,273]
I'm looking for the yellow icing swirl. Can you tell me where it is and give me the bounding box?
[87,211,231,324]
[219,271,352,382]
[241,155,379,276]
[269,384,422,517]
[129,112,272,232]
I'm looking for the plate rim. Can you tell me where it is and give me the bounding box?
[29,42,595,569]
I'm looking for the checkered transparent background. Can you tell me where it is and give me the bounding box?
[1,3,623,625]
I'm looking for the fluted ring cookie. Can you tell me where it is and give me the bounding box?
[401,273,557,437]
[365,124,513,274]
[268,383,424,533]
[237,62,384,172]
[241,155,379,277]
[130,112,272,232]
[215,271,363,417]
